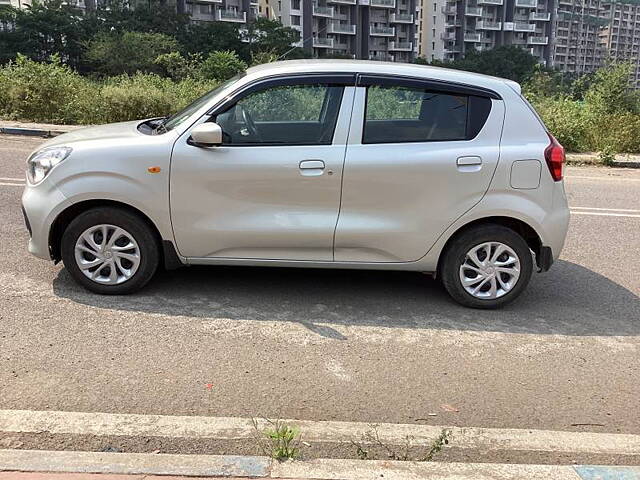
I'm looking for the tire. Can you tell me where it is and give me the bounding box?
[61,207,160,295]
[440,225,533,309]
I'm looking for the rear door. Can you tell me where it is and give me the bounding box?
[334,75,505,263]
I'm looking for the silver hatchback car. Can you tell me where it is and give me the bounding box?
[22,60,569,308]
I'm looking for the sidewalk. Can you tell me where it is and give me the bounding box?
[3,449,639,480]
[0,410,639,479]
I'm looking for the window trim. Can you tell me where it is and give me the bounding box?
[206,73,355,147]
[357,74,502,100]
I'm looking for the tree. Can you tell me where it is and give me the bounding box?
[198,50,246,81]
[241,17,300,60]
[84,31,180,76]
[0,0,86,68]
[432,46,540,84]
[177,21,244,58]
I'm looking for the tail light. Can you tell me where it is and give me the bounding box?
[544,134,565,182]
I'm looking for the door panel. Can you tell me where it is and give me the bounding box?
[334,85,505,263]
[170,84,354,261]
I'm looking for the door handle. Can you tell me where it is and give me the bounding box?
[299,160,325,170]
[299,160,325,176]
[456,156,482,172]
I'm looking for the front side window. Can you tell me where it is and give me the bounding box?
[215,83,344,145]
[363,85,469,144]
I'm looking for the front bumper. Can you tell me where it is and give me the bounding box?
[21,183,70,260]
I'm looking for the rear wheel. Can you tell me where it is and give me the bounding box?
[440,225,533,309]
[61,207,159,294]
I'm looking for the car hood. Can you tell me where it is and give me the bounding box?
[39,120,143,149]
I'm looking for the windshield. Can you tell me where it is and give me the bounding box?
[163,74,245,131]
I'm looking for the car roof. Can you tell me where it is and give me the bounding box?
[245,59,521,95]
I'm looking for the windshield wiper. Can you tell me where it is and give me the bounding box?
[153,116,169,135]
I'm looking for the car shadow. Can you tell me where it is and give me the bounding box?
[52,259,640,338]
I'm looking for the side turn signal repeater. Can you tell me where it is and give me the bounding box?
[147,166,161,174]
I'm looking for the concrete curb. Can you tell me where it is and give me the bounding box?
[0,127,75,138]
[0,450,270,478]
[2,409,640,457]
[1,449,640,480]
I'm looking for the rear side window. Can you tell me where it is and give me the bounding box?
[363,85,491,144]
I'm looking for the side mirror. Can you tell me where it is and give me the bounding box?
[189,122,223,147]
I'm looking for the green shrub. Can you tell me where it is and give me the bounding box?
[92,73,178,123]
[198,50,247,81]
[585,111,640,153]
[531,97,589,152]
[0,54,88,124]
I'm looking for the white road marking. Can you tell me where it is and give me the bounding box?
[0,182,24,187]
[0,177,24,182]
[571,211,640,218]
[1,409,640,456]
[572,206,640,213]
[568,175,640,182]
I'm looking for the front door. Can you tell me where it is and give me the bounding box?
[171,77,354,261]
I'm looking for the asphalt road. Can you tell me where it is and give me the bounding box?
[0,134,638,437]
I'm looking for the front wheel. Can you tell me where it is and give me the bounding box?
[61,207,159,295]
[440,225,533,309]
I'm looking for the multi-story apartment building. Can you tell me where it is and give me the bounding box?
[423,0,554,64]
[180,0,258,24]
[599,0,640,86]
[262,0,419,61]
[551,0,608,74]
[0,0,30,7]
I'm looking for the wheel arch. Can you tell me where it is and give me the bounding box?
[436,216,543,276]
[49,199,182,269]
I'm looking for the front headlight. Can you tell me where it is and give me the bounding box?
[26,147,72,185]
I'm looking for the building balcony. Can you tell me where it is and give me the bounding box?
[328,0,357,4]
[217,9,247,22]
[441,31,456,40]
[193,0,222,4]
[444,45,461,53]
[530,11,551,20]
[465,6,482,16]
[515,0,536,6]
[369,53,395,61]
[328,23,357,34]
[370,25,396,36]
[190,11,216,20]
[312,5,334,17]
[441,5,457,14]
[390,13,414,22]
[477,0,502,5]
[445,19,461,27]
[388,41,413,50]
[313,36,334,47]
[528,35,548,44]
[370,0,395,7]
[464,32,482,41]
[476,19,502,29]
[514,21,535,31]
